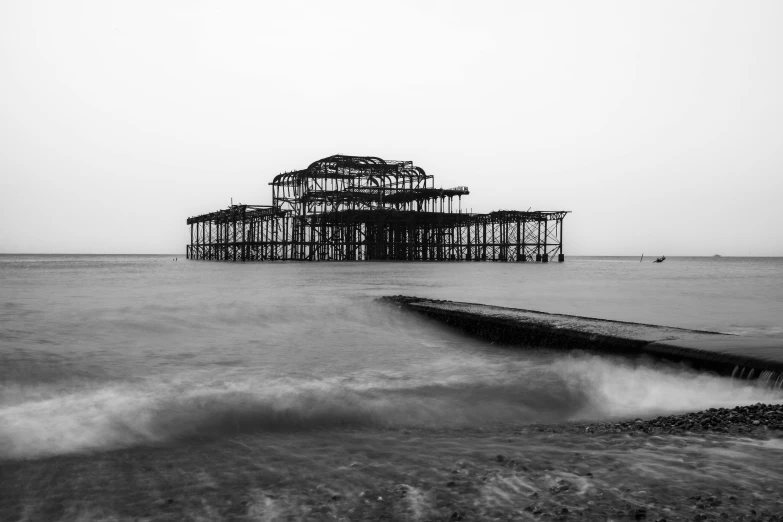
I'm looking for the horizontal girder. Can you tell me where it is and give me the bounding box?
[186,154,570,262]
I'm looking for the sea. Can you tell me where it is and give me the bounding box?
[1,255,782,520]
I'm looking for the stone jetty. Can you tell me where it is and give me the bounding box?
[381,296,783,381]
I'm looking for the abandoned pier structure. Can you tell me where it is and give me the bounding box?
[186,155,569,262]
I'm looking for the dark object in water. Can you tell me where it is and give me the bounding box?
[185,155,570,262]
[381,295,783,379]
[653,255,665,263]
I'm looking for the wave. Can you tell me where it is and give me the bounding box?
[1,353,782,459]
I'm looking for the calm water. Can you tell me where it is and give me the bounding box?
[1,255,782,461]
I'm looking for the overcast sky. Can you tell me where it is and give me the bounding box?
[1,0,781,255]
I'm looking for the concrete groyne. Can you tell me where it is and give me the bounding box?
[381,296,783,383]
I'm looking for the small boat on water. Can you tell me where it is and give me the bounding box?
[653,255,666,263]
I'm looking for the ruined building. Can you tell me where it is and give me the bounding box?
[186,155,568,262]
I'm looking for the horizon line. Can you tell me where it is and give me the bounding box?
[1,253,781,258]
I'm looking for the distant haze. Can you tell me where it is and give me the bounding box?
[1,0,781,256]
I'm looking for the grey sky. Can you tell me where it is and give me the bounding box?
[1,0,781,255]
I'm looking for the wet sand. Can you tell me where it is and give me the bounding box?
[2,405,782,521]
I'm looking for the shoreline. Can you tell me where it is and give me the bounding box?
[2,405,782,521]
[519,402,783,437]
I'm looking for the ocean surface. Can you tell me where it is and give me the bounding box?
[1,255,783,520]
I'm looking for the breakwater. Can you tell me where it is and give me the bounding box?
[381,296,783,383]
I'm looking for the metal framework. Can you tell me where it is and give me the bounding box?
[186,155,569,262]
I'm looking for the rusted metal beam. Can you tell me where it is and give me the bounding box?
[185,155,570,262]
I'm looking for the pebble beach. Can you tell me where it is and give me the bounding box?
[2,404,782,521]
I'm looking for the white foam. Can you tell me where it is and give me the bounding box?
[2,354,781,459]
[550,354,783,420]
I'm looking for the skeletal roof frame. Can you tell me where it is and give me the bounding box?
[186,154,569,262]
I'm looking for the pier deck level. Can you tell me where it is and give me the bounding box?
[382,296,783,385]
[186,155,569,262]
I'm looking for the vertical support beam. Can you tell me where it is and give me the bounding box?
[274,216,278,261]
[482,221,487,260]
[536,220,542,262]
[232,212,237,261]
[466,221,472,260]
[558,217,565,262]
[491,221,496,261]
[198,221,203,260]
[284,215,288,260]
[310,219,316,261]
[241,209,246,262]
[264,218,269,260]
